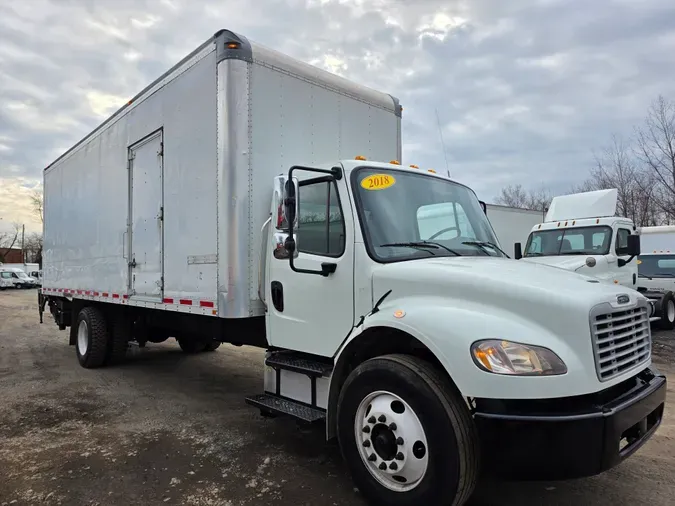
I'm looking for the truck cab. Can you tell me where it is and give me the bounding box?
[251,160,666,505]
[514,189,674,328]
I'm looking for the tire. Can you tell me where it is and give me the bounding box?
[337,354,479,506]
[178,338,206,353]
[75,307,110,368]
[203,340,221,352]
[660,292,675,330]
[107,314,130,365]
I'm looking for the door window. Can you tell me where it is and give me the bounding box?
[616,228,631,256]
[297,179,345,257]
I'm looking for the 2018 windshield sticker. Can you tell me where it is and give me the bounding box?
[361,174,396,191]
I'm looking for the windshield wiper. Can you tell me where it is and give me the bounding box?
[380,242,438,256]
[380,241,462,257]
[462,241,510,258]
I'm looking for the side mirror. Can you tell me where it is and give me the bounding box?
[283,179,298,228]
[479,200,487,214]
[514,242,523,260]
[626,234,641,257]
[272,175,298,231]
[617,234,640,267]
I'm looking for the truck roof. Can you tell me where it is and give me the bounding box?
[45,29,401,173]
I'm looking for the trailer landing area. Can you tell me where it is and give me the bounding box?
[0,290,674,506]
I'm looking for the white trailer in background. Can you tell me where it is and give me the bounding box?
[38,29,666,506]
[484,204,545,258]
[637,225,675,323]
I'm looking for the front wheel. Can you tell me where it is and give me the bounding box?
[660,292,675,330]
[337,354,479,506]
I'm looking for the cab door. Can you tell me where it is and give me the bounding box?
[615,227,637,287]
[265,172,355,357]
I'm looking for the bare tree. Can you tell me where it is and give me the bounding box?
[23,232,43,265]
[577,135,657,226]
[30,190,43,224]
[494,184,552,212]
[635,95,675,217]
[0,222,21,262]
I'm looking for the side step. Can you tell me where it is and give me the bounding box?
[265,351,333,377]
[245,394,326,423]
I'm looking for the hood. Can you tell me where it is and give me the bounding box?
[371,256,639,314]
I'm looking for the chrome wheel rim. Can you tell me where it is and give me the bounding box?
[77,320,89,356]
[668,300,675,322]
[355,390,429,492]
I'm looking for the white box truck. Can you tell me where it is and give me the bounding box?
[636,225,675,322]
[515,189,675,329]
[39,30,666,506]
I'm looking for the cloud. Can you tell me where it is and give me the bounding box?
[1,0,675,233]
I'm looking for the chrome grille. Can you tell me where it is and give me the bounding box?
[592,305,650,382]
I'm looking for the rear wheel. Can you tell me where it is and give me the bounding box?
[203,340,221,352]
[178,338,206,353]
[107,314,130,365]
[660,293,675,330]
[337,354,479,506]
[75,307,109,368]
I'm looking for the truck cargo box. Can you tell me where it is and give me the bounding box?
[42,29,401,320]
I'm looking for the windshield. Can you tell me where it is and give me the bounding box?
[524,226,612,257]
[351,167,503,262]
[638,255,675,278]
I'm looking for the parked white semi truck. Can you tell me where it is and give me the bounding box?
[39,30,666,506]
[637,225,675,323]
[515,189,675,329]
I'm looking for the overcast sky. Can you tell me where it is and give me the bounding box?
[2,0,675,234]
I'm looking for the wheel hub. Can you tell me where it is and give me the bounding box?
[371,424,398,461]
[355,391,429,492]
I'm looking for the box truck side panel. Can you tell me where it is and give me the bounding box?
[44,47,219,311]
[243,50,401,314]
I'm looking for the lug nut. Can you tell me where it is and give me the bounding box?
[363,426,371,433]
[368,454,377,462]
[395,452,404,461]
[379,462,387,470]
[396,437,404,445]
[378,415,387,423]
[368,416,376,424]
[389,462,398,471]
[389,423,397,431]
[363,440,371,448]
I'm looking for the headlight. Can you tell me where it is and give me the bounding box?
[471,339,567,376]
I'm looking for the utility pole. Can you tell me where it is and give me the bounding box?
[21,224,25,263]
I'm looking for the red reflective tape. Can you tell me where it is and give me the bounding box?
[102,292,109,297]
[163,298,174,304]
[112,293,120,299]
[199,301,214,308]
[179,299,192,305]
[123,294,128,299]
[93,292,99,296]
[77,290,83,295]
[85,291,91,295]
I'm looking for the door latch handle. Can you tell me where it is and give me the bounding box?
[129,259,137,268]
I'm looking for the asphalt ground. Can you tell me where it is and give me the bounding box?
[1,289,673,505]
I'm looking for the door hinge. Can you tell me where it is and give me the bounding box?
[158,206,164,221]
[158,142,164,157]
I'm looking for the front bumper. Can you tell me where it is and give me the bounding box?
[473,367,666,480]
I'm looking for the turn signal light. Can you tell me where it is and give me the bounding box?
[390,160,401,165]
[355,155,367,160]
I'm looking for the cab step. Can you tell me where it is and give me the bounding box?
[265,351,333,377]
[245,393,326,423]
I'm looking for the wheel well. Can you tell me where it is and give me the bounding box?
[326,326,454,440]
